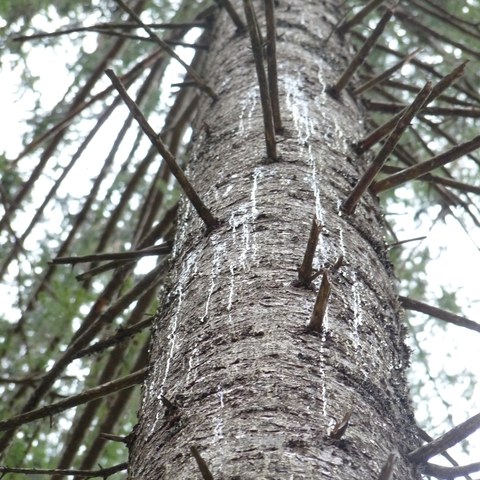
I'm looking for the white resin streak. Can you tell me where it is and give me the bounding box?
[238,87,258,135]
[284,73,332,416]
[201,237,226,323]
[351,275,363,351]
[213,385,225,442]
[149,250,198,434]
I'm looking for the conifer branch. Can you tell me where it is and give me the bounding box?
[191,446,214,480]
[0,261,166,454]
[0,463,127,478]
[12,21,208,42]
[342,82,431,215]
[331,8,393,96]
[422,461,480,479]
[265,0,282,132]
[307,272,331,333]
[99,432,129,443]
[386,236,426,248]
[395,9,480,60]
[377,453,397,480]
[399,296,480,334]
[353,48,421,95]
[382,79,476,108]
[0,368,147,432]
[112,0,217,99]
[51,243,172,265]
[76,204,178,282]
[337,0,388,35]
[357,61,467,152]
[373,135,480,193]
[297,216,321,287]
[365,101,480,118]
[416,426,473,478]
[213,0,245,32]
[423,175,480,196]
[106,69,219,230]
[407,412,480,464]
[74,316,154,359]
[243,0,277,161]
[328,409,353,440]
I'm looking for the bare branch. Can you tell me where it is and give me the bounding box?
[408,412,480,464]
[213,0,245,32]
[342,82,431,214]
[105,69,219,230]
[353,47,421,95]
[243,0,277,161]
[51,242,172,265]
[337,0,389,34]
[0,368,147,432]
[307,272,331,333]
[74,316,154,359]
[331,8,393,96]
[297,216,321,287]
[191,446,214,480]
[357,61,467,152]
[329,409,353,440]
[0,463,127,478]
[377,453,397,480]
[399,296,480,334]
[373,135,480,193]
[423,461,480,479]
[113,0,216,99]
[265,0,282,132]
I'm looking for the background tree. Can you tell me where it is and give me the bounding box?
[0,0,479,478]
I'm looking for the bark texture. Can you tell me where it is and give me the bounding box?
[128,1,421,478]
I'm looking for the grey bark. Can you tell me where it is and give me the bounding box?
[128,1,421,478]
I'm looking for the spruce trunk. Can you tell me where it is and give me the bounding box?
[128,1,420,478]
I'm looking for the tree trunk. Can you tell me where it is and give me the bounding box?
[128,1,420,478]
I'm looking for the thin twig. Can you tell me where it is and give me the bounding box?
[0,368,147,432]
[243,0,277,161]
[106,69,219,230]
[113,0,216,99]
[342,82,431,214]
[386,236,426,248]
[373,135,480,193]
[407,412,480,463]
[331,8,393,96]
